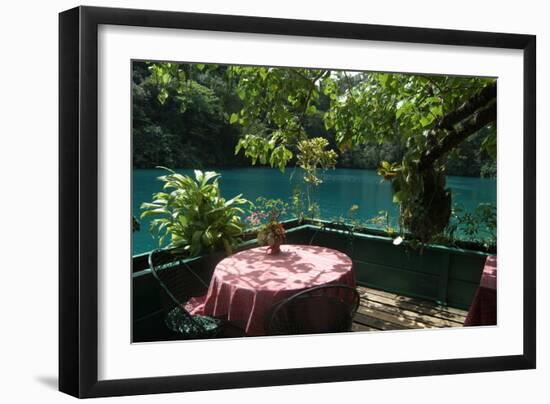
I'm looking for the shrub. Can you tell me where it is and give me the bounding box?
[141,168,249,256]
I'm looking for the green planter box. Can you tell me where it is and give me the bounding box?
[132,220,489,341]
[302,223,489,310]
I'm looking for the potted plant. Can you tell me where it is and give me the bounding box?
[257,210,286,254]
[140,168,249,257]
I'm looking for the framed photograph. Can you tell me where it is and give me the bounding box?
[59,5,536,398]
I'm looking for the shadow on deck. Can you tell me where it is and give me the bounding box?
[353,285,468,331]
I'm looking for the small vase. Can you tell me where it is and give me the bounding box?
[267,243,282,255]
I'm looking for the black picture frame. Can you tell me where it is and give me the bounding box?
[59,5,536,398]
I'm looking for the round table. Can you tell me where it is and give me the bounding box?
[187,244,354,336]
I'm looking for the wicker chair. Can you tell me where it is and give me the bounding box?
[263,284,360,336]
[148,249,245,339]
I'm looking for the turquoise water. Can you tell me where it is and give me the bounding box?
[132,167,496,255]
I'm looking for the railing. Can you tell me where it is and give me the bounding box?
[132,219,489,342]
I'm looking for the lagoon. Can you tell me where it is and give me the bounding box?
[132,167,496,255]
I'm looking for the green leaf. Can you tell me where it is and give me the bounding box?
[392,191,405,204]
[157,88,169,105]
[229,113,239,124]
[396,100,411,119]
[420,115,434,127]
[236,87,246,100]
[139,167,248,256]
[430,105,443,117]
[378,74,389,88]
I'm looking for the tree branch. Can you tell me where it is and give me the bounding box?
[437,82,496,130]
[420,101,496,169]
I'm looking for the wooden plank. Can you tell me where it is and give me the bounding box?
[361,289,467,324]
[359,298,464,329]
[353,311,408,331]
[355,305,427,330]
[357,285,468,317]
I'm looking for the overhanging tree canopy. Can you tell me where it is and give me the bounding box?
[227,67,496,243]
[149,62,497,244]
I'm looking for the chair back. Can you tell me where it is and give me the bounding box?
[264,284,360,335]
[148,249,210,309]
[148,249,210,335]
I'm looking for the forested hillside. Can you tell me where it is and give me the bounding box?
[132,61,495,177]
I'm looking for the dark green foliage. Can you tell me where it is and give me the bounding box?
[133,61,494,177]
[338,125,495,177]
[338,141,403,170]
[445,125,496,177]
[140,169,249,256]
[132,62,247,169]
[245,197,289,229]
[398,165,452,244]
[443,202,497,250]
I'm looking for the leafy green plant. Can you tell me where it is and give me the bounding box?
[291,187,306,222]
[245,197,289,229]
[444,203,496,249]
[295,137,337,218]
[140,168,249,256]
[388,159,452,245]
[365,210,399,237]
[291,186,320,221]
[329,204,360,229]
[296,137,338,185]
[377,161,401,181]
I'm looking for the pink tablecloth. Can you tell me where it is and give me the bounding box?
[464,255,497,326]
[187,244,355,335]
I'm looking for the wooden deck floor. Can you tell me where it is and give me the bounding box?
[352,285,468,332]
